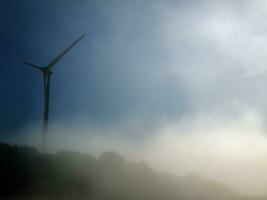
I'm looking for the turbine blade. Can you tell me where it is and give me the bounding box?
[47,33,85,69]
[18,60,42,70]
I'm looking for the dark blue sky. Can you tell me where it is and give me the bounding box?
[1,0,190,137]
[3,0,267,140]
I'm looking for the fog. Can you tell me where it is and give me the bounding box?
[6,107,267,197]
[4,0,267,198]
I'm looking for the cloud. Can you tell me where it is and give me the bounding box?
[135,109,267,196]
[5,0,267,197]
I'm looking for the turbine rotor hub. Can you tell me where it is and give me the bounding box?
[42,68,53,75]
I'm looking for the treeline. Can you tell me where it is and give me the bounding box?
[0,143,255,200]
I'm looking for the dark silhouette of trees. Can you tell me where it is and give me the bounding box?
[0,143,258,200]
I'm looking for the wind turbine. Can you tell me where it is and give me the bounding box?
[19,34,85,153]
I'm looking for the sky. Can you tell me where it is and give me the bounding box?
[2,0,267,196]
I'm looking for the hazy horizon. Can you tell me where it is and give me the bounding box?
[5,108,267,197]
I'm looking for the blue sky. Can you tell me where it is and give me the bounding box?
[1,0,191,136]
[2,0,267,137]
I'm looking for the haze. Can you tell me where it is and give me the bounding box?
[2,0,267,197]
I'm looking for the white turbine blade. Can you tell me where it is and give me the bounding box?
[18,60,42,70]
[47,34,85,69]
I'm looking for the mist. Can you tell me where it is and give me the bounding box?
[3,0,267,198]
[5,107,267,197]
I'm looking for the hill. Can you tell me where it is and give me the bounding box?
[0,143,262,200]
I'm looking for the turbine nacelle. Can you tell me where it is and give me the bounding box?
[41,67,53,75]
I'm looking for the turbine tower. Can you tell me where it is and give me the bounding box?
[19,34,85,153]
